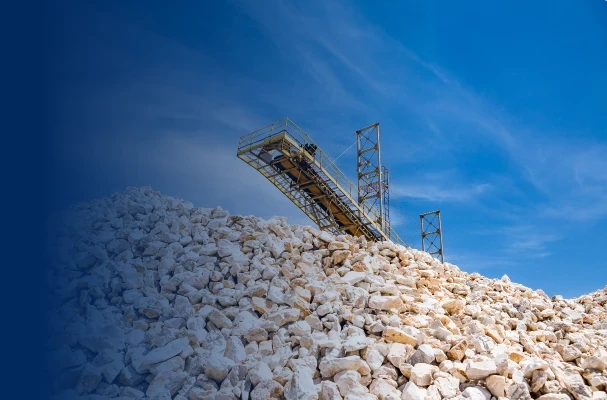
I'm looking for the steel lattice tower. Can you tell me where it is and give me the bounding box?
[420,210,444,263]
[356,123,390,236]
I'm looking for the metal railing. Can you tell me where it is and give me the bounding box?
[237,118,405,246]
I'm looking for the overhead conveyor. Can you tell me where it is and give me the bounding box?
[237,118,405,245]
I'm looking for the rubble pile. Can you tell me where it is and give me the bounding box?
[46,187,607,400]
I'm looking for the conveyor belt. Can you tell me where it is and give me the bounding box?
[272,154,365,237]
[237,118,405,245]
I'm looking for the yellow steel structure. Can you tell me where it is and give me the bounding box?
[237,118,404,245]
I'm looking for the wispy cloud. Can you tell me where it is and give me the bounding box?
[393,182,492,203]
[513,139,607,222]
[500,225,561,258]
[391,169,493,203]
[237,0,607,226]
[472,224,562,260]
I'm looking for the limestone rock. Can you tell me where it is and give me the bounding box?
[250,379,284,400]
[402,382,427,400]
[335,370,366,397]
[383,327,417,346]
[485,374,506,397]
[45,187,607,400]
[146,371,188,398]
[409,344,435,366]
[368,296,404,311]
[462,386,492,400]
[553,366,593,400]
[365,349,385,371]
[369,378,400,400]
[319,356,371,378]
[248,362,273,386]
[466,360,497,380]
[140,338,190,370]
[205,355,235,383]
[76,363,102,394]
[537,394,573,400]
[329,241,350,251]
[434,374,460,398]
[410,363,435,387]
[284,366,318,400]
[207,309,232,329]
[224,336,246,363]
[320,381,342,400]
[342,271,366,285]
[507,382,533,400]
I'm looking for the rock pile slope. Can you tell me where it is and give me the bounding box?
[46,187,607,400]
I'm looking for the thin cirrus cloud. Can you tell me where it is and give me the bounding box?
[392,181,493,203]
[500,226,561,259]
[469,224,562,261]
[237,0,607,225]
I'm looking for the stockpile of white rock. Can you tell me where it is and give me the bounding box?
[46,187,607,400]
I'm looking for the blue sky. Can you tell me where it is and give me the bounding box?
[43,0,607,297]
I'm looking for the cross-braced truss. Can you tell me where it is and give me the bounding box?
[420,210,444,263]
[356,123,387,233]
[237,118,404,245]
